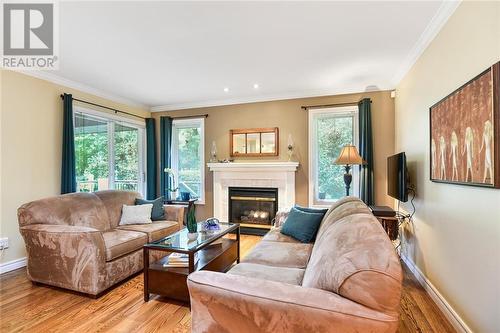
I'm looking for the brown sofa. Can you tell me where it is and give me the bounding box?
[17,190,184,296]
[187,197,403,333]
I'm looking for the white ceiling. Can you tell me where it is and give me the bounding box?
[38,1,459,110]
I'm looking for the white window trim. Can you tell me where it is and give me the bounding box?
[308,106,359,207]
[73,106,147,197]
[171,117,205,205]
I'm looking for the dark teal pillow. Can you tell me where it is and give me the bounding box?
[135,197,165,221]
[294,204,328,216]
[281,207,324,243]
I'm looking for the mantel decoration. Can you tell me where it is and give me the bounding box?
[230,127,279,157]
[430,61,499,188]
[163,168,179,200]
[287,134,294,161]
[210,141,218,162]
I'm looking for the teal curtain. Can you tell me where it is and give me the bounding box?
[61,93,76,194]
[160,116,173,199]
[145,118,157,199]
[358,98,374,205]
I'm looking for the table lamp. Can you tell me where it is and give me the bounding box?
[334,145,365,196]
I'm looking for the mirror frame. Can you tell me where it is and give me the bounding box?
[229,127,279,157]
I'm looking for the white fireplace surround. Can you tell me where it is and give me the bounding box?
[207,162,299,222]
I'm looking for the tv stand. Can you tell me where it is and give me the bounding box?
[369,205,399,241]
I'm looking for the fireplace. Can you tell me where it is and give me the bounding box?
[228,187,278,235]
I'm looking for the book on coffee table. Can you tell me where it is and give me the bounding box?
[163,252,199,268]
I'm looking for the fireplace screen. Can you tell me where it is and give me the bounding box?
[229,187,278,226]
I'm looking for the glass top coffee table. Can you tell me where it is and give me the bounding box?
[143,222,240,303]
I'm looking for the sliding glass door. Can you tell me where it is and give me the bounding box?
[74,109,145,196]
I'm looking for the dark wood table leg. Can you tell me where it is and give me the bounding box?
[189,252,195,273]
[143,247,150,302]
[236,226,240,264]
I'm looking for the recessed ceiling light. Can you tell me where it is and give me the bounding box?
[223,87,229,92]
[253,83,259,89]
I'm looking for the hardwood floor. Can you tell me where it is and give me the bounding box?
[0,235,455,333]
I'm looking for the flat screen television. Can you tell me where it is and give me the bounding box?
[387,152,408,202]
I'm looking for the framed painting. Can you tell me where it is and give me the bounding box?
[429,61,500,188]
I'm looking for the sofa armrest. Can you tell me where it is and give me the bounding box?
[164,205,185,227]
[187,271,399,333]
[273,210,290,228]
[19,224,107,295]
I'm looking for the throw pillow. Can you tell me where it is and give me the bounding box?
[294,204,328,216]
[135,197,165,221]
[280,207,324,243]
[119,204,153,225]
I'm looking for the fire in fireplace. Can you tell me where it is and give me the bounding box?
[228,187,278,234]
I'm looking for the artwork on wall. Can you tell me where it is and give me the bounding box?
[430,61,499,188]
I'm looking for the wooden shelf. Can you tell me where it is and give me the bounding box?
[149,238,237,276]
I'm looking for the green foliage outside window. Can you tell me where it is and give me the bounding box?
[75,119,139,192]
[176,127,202,197]
[316,116,353,201]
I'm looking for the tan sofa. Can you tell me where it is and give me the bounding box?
[17,190,184,296]
[187,197,403,333]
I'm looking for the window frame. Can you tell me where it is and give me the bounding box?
[308,106,359,207]
[171,117,205,205]
[73,106,146,197]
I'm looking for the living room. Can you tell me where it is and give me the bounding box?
[0,1,499,333]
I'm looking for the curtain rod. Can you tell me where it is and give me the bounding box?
[170,114,209,120]
[60,94,146,120]
[301,100,371,110]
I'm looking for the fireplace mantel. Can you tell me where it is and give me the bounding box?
[207,162,299,222]
[207,162,299,172]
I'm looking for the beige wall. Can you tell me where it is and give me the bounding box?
[154,90,395,220]
[395,2,500,332]
[0,70,149,264]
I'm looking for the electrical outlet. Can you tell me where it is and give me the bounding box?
[0,237,9,249]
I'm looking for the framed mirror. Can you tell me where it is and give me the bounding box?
[232,133,246,154]
[230,127,279,157]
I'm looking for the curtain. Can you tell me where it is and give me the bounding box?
[160,116,173,199]
[358,98,374,205]
[61,93,77,194]
[145,118,157,199]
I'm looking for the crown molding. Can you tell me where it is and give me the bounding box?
[150,86,393,112]
[18,70,149,109]
[391,0,461,86]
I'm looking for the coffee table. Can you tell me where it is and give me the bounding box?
[143,222,240,303]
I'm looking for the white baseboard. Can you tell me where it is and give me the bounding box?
[0,257,27,274]
[401,254,472,333]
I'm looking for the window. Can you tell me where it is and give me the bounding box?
[308,106,359,206]
[171,118,205,204]
[74,108,146,196]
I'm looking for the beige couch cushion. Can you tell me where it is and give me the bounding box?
[228,263,305,285]
[117,220,179,242]
[102,229,147,261]
[261,227,301,243]
[242,241,313,269]
[95,190,141,229]
[17,192,111,231]
[302,213,402,315]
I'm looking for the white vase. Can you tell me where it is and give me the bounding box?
[187,232,199,241]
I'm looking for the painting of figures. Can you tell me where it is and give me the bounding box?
[430,62,499,188]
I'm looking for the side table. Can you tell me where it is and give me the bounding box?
[164,198,198,225]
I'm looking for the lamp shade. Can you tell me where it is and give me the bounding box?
[334,145,365,165]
